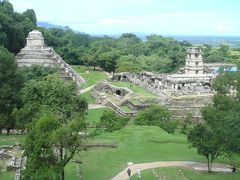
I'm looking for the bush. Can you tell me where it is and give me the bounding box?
[99,109,130,132]
[134,105,177,133]
[180,113,193,134]
[160,120,179,134]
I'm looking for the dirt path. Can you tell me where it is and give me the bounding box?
[79,85,95,94]
[111,161,232,180]
[88,104,106,109]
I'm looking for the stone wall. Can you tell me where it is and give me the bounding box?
[93,81,133,97]
[112,72,213,119]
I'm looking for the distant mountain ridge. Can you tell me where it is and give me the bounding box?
[37,21,69,29]
[37,21,240,47]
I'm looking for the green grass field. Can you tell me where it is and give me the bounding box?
[71,65,91,73]
[121,105,132,112]
[72,65,108,88]
[0,134,25,146]
[86,107,106,124]
[81,91,96,104]
[65,125,240,180]
[0,126,239,180]
[80,71,107,88]
[65,125,207,180]
[131,167,240,180]
[0,171,15,180]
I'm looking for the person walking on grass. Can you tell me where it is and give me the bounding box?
[137,168,141,179]
[127,167,131,179]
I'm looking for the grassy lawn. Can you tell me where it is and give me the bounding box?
[121,105,132,112]
[72,65,108,88]
[86,107,106,124]
[80,71,107,88]
[65,125,209,180]
[131,167,240,180]
[65,125,240,180]
[111,81,157,98]
[0,134,25,146]
[71,65,91,73]
[80,91,96,104]
[0,171,15,180]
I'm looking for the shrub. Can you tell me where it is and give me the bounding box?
[134,105,177,133]
[99,109,130,132]
[180,113,193,134]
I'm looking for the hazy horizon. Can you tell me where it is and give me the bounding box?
[10,0,240,36]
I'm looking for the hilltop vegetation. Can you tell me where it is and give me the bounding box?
[1,0,239,76]
[0,1,240,179]
[0,1,36,54]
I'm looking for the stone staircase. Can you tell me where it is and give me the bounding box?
[16,47,85,88]
[16,29,85,88]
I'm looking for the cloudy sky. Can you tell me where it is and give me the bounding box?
[10,0,240,36]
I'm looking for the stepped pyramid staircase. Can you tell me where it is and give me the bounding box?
[16,30,85,88]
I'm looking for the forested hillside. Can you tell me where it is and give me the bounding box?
[0,0,36,54]
[0,0,239,74]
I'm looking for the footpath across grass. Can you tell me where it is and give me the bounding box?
[131,167,240,180]
[65,125,240,180]
[65,125,207,180]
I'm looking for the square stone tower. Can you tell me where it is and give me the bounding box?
[185,47,204,74]
[25,29,44,49]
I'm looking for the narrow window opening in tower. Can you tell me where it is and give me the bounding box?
[195,53,199,58]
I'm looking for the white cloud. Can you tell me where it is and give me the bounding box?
[9,0,240,35]
[216,24,234,33]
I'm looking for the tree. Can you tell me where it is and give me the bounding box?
[180,113,193,134]
[98,50,119,72]
[201,72,240,155]
[22,109,86,180]
[17,74,87,127]
[51,113,86,180]
[0,46,23,133]
[23,9,37,26]
[22,110,60,180]
[134,105,177,133]
[188,71,240,172]
[19,64,57,82]
[116,55,141,73]
[0,1,35,53]
[188,124,223,172]
[99,109,129,132]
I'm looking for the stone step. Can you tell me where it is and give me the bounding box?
[17,59,60,65]
[17,53,54,58]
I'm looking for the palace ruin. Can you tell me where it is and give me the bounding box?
[111,47,236,119]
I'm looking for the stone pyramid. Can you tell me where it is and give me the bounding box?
[16,30,85,87]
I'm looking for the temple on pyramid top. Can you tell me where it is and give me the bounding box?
[16,29,85,87]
